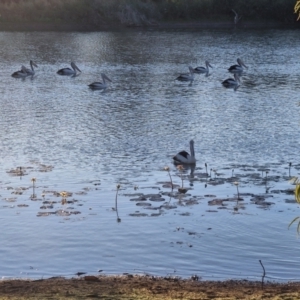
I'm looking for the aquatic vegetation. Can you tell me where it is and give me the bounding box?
[60,191,68,205]
[288,177,300,234]
[233,181,240,200]
[31,177,36,184]
[295,0,300,20]
[163,166,174,190]
[176,165,187,194]
[31,177,36,199]
[7,166,27,177]
[115,184,121,222]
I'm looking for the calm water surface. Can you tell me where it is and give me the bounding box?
[1,28,300,281]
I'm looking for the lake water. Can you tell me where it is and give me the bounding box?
[1,28,300,282]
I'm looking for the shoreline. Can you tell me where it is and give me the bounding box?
[0,20,298,32]
[1,275,300,299]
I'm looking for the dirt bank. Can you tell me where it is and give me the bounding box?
[1,275,300,300]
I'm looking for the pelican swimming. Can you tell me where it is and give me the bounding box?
[57,62,81,76]
[11,65,28,78]
[194,61,212,75]
[173,140,196,164]
[88,73,112,90]
[23,60,38,76]
[228,58,247,73]
[176,66,195,82]
[222,73,240,88]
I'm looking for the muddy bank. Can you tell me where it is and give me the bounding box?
[1,275,300,299]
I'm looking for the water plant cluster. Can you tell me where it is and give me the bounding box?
[0,0,297,26]
[2,161,300,227]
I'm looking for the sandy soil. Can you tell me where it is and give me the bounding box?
[1,275,300,300]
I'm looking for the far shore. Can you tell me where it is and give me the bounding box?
[0,20,299,32]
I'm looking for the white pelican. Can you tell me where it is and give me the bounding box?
[173,140,196,164]
[23,60,38,76]
[222,73,240,88]
[228,58,247,73]
[11,65,28,78]
[194,61,212,75]
[57,62,81,76]
[88,73,112,90]
[176,66,194,82]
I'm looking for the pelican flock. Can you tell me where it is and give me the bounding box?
[10,56,249,168]
[88,73,112,90]
[57,62,81,76]
[173,140,196,164]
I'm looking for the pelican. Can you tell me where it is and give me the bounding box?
[57,62,81,76]
[228,58,247,73]
[176,66,194,82]
[222,73,240,88]
[23,60,38,76]
[194,61,212,75]
[173,140,196,164]
[88,73,112,90]
[11,65,28,78]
